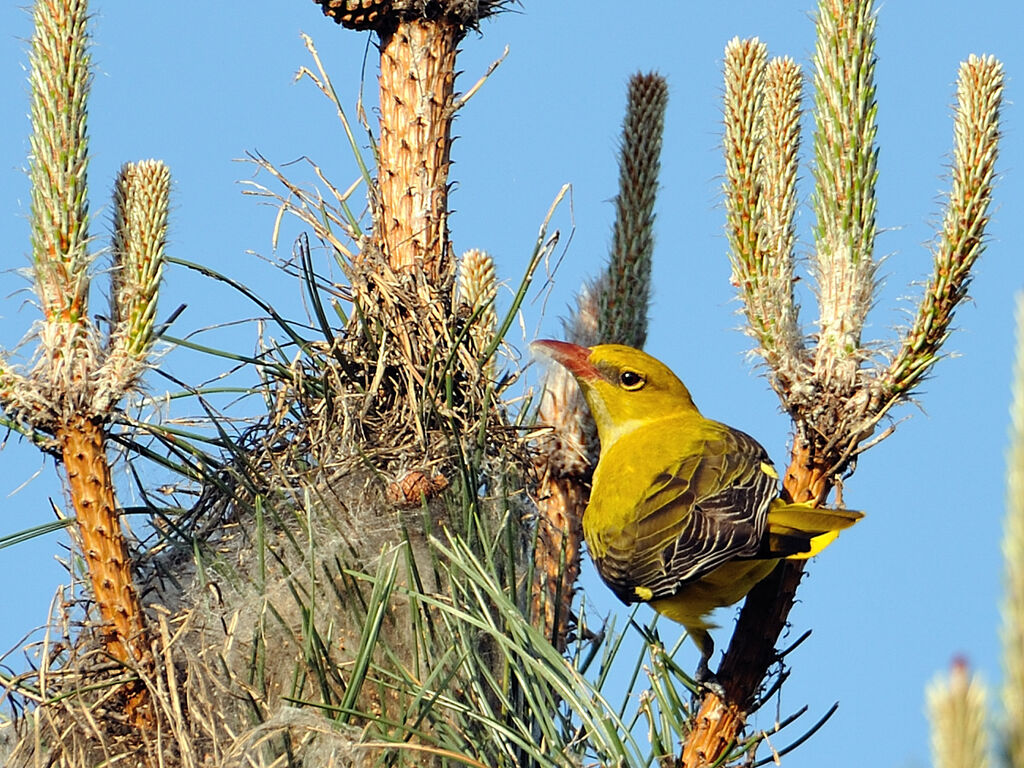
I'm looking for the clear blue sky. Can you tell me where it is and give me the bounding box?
[1,2,1022,766]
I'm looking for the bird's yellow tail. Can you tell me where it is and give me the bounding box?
[765,501,863,559]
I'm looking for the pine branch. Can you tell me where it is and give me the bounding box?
[928,658,991,768]
[758,56,807,392]
[725,40,808,400]
[811,0,879,390]
[600,72,668,349]
[1003,294,1024,768]
[27,0,98,419]
[886,55,1004,398]
[110,160,170,360]
[724,37,768,286]
[534,73,667,648]
[534,286,599,648]
[683,3,1003,765]
[97,160,171,413]
[1,1,173,720]
[28,0,92,327]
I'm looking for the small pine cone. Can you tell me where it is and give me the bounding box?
[314,0,391,30]
[386,470,449,508]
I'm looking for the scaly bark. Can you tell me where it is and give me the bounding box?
[376,18,460,281]
[59,414,148,665]
[533,471,587,649]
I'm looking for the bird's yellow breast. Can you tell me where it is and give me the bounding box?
[583,412,709,560]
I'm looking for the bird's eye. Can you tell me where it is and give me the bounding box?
[619,370,646,390]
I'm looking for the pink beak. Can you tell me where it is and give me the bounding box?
[530,339,600,381]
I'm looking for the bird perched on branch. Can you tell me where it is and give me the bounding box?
[532,341,861,682]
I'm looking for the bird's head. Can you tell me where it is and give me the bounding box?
[531,340,699,445]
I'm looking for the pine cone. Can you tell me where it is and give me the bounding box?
[386,470,449,508]
[313,0,391,30]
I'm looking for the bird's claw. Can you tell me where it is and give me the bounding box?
[699,677,726,699]
[694,658,726,699]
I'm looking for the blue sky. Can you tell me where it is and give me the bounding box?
[1,2,1023,766]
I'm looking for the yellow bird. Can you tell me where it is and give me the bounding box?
[533,340,861,681]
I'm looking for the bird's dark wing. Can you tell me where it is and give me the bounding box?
[595,426,778,603]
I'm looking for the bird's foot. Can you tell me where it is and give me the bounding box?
[694,658,726,699]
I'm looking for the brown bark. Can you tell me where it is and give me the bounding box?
[376,17,460,282]
[533,472,586,650]
[59,414,150,665]
[678,441,832,767]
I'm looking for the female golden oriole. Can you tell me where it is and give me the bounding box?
[533,340,861,681]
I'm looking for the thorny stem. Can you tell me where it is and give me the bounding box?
[376,18,461,281]
[60,414,149,664]
[724,40,808,402]
[23,2,155,671]
[724,38,768,291]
